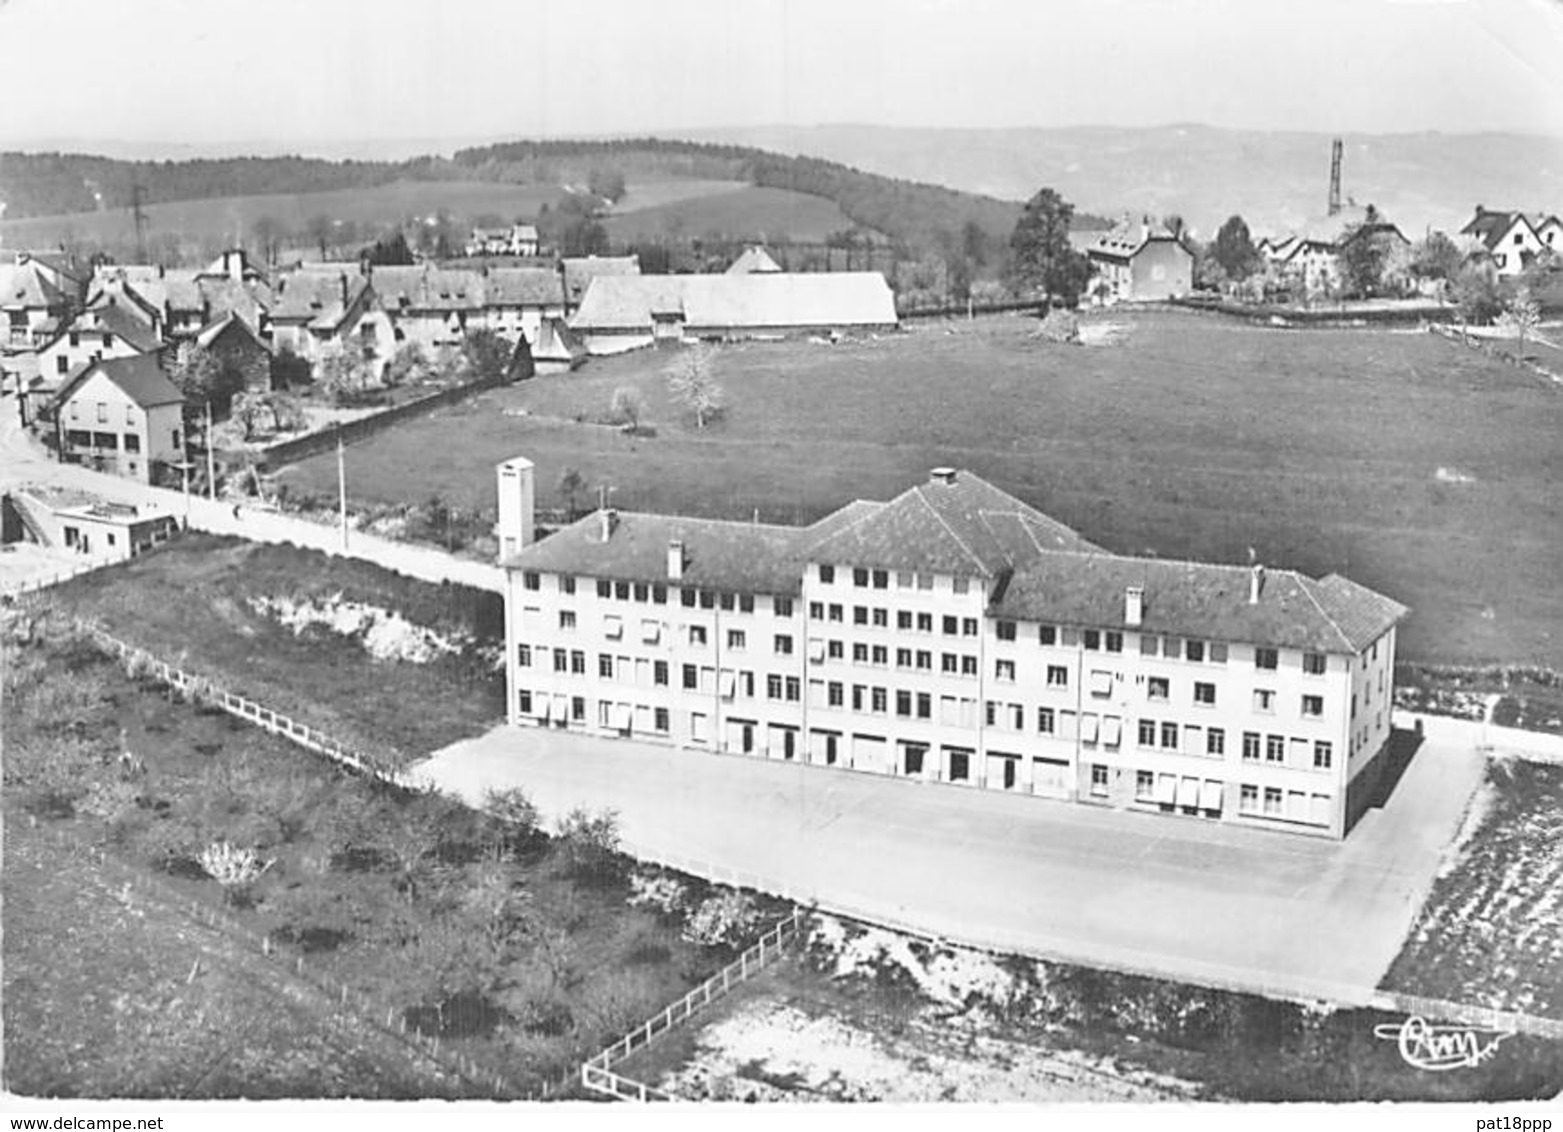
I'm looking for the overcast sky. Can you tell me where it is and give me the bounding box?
[1,0,1560,154]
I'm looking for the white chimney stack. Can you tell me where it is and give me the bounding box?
[599,508,617,543]
[667,539,685,582]
[1249,564,1266,605]
[493,456,535,560]
[1125,585,1144,627]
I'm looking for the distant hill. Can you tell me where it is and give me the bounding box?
[688,124,1563,238]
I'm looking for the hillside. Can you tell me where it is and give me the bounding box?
[690,124,1563,238]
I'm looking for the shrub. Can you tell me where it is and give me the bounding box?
[627,870,688,916]
[552,807,623,885]
[682,890,766,949]
[200,840,274,888]
[481,785,543,850]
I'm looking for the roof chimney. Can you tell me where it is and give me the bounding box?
[599,508,617,543]
[339,274,348,307]
[929,467,957,485]
[1125,585,1144,627]
[667,539,685,582]
[1249,564,1266,605]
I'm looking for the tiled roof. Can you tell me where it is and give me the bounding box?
[194,311,272,354]
[272,269,369,329]
[82,301,164,353]
[52,353,183,411]
[0,259,68,309]
[562,255,641,303]
[992,551,1407,654]
[571,272,899,333]
[1459,209,1535,251]
[1086,231,1193,264]
[371,266,487,312]
[807,471,1098,578]
[485,267,565,308]
[507,511,811,596]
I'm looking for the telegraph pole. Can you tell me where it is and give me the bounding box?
[204,400,216,499]
[337,426,348,550]
[131,184,150,263]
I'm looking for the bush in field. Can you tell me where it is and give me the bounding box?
[608,385,642,430]
[200,840,274,903]
[627,869,688,916]
[481,786,544,854]
[682,890,766,949]
[552,807,624,885]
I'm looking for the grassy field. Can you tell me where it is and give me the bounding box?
[1382,758,1563,1018]
[1,610,726,1097]
[612,919,1563,1102]
[48,534,506,768]
[278,310,1563,667]
[0,179,564,251]
[602,185,875,245]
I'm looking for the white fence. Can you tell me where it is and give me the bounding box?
[0,547,132,599]
[579,909,807,1101]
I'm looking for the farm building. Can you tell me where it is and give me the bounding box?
[1086,231,1194,303]
[569,271,899,354]
[498,463,1406,841]
[562,255,641,311]
[1459,207,1551,277]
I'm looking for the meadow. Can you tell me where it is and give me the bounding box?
[278,310,1563,668]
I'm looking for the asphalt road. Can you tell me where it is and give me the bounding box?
[412,724,1485,1004]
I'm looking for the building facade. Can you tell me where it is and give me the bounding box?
[50,354,186,483]
[499,465,1407,840]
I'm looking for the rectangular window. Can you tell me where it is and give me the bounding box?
[1242,732,1261,761]
[617,581,631,601]
[560,575,576,595]
[654,660,668,686]
[1083,629,1100,651]
[915,650,931,670]
[1140,634,1159,657]
[123,433,140,453]
[598,654,614,679]
[653,584,666,604]
[518,689,532,715]
[1194,681,1215,705]
[774,635,793,655]
[852,685,865,711]
[1162,637,1181,661]
[854,643,870,663]
[1302,694,1324,718]
[1255,647,1279,671]
[819,565,835,584]
[872,645,889,666]
[689,625,708,646]
[829,682,844,707]
[553,648,569,673]
[1038,707,1055,734]
[962,617,978,637]
[559,610,576,631]
[634,582,648,602]
[896,689,912,717]
[1147,676,1169,702]
[1185,640,1205,663]
[1210,642,1228,664]
[681,588,696,607]
[916,693,931,720]
[872,607,888,628]
[917,612,933,633]
[853,568,869,587]
[523,571,541,591]
[1240,784,1259,813]
[943,616,959,636]
[872,570,888,589]
[683,664,698,690]
[996,620,1016,641]
[570,650,586,675]
[960,655,977,676]
[1254,688,1276,713]
[871,686,887,713]
[1040,624,1057,646]
[1136,770,1155,800]
[853,606,869,626]
[953,577,970,595]
[810,601,825,620]
[1263,786,1283,816]
[719,593,735,612]
[995,659,1016,682]
[785,677,801,702]
[1105,631,1123,654]
[1303,652,1327,676]
[1207,728,1225,756]
[1090,670,1113,698]
[516,644,532,668]
[898,611,914,631]
[1160,722,1179,750]
[942,652,958,673]
[1266,735,1286,763]
[896,647,913,668]
[699,591,714,610]
[828,604,844,622]
[727,629,746,650]
[767,675,784,700]
[897,571,914,588]
[654,707,670,733]
[1090,764,1109,797]
[1138,719,1156,747]
[828,640,844,660]
[1314,741,1333,770]
[1047,665,1068,688]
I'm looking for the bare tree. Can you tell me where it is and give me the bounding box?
[557,466,586,519]
[666,344,724,429]
[609,386,642,431]
[1500,286,1541,353]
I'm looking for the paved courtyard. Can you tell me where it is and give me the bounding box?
[411,725,1486,1004]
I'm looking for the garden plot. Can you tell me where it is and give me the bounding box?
[1382,757,1563,1017]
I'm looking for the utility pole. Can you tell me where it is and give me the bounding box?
[131,184,150,263]
[337,426,348,550]
[1327,139,1343,218]
[204,400,216,499]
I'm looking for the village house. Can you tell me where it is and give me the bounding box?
[50,353,186,484]
[498,463,1406,840]
[465,223,541,258]
[569,271,899,354]
[1,253,77,395]
[562,254,641,312]
[23,302,165,426]
[1085,229,1195,303]
[482,266,568,350]
[1459,207,1547,277]
[370,265,489,352]
[268,266,392,382]
[191,312,275,395]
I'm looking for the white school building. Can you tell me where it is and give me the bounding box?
[498,462,1407,840]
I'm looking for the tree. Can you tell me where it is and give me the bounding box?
[250,215,286,267]
[587,168,627,204]
[304,213,334,259]
[1452,266,1503,327]
[362,230,414,266]
[1007,187,1091,306]
[557,467,586,519]
[317,347,374,403]
[1337,213,1398,298]
[169,341,245,422]
[1499,286,1541,352]
[386,342,430,386]
[1213,215,1260,280]
[461,328,514,383]
[1162,214,1188,242]
[666,344,724,429]
[1411,232,1463,284]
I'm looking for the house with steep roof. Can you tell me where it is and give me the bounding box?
[570,271,899,354]
[49,354,185,483]
[483,267,568,351]
[193,312,274,395]
[465,224,540,258]
[497,464,1406,839]
[269,266,392,382]
[25,302,165,424]
[1532,214,1563,255]
[562,255,641,312]
[1086,229,1194,303]
[1459,207,1546,277]
[726,246,783,275]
